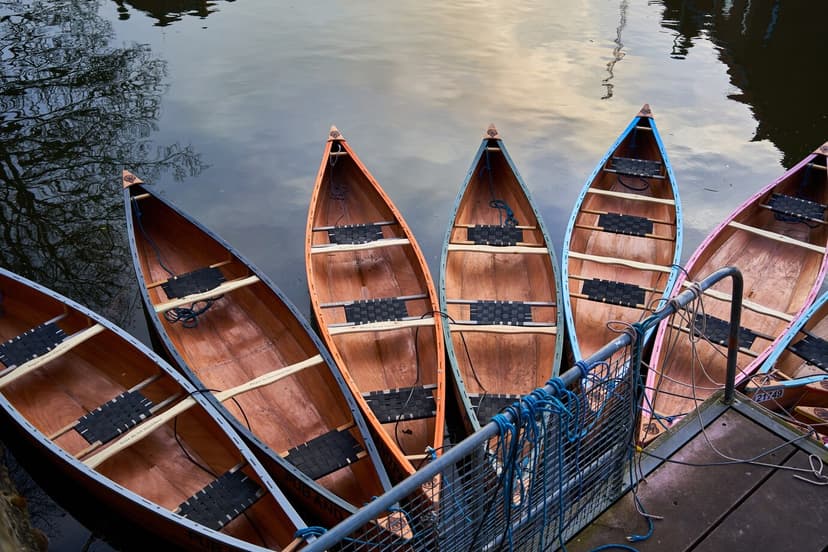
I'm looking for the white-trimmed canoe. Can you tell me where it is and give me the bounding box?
[439,124,564,434]
[0,267,306,551]
[562,104,682,364]
[744,290,828,410]
[123,170,398,532]
[305,126,446,483]
[641,142,828,444]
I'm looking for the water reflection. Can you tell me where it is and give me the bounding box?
[0,0,203,327]
[659,0,828,167]
[113,0,235,26]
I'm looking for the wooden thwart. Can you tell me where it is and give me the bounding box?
[0,324,105,389]
[449,323,557,335]
[728,221,826,253]
[681,282,794,322]
[567,251,674,273]
[586,188,675,205]
[311,238,409,254]
[328,318,435,335]
[154,275,260,313]
[447,244,548,254]
[82,355,324,469]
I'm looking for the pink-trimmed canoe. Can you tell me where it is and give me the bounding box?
[641,142,828,444]
[0,267,306,551]
[305,126,446,484]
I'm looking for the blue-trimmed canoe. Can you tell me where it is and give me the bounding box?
[122,170,400,533]
[0,267,307,551]
[745,290,828,410]
[642,142,828,444]
[562,104,682,363]
[439,124,564,434]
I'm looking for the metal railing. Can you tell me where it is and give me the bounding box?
[303,267,744,551]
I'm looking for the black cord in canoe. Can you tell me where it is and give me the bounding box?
[482,147,518,227]
[616,174,650,192]
[132,196,176,277]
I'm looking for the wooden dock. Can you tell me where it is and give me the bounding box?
[566,391,828,551]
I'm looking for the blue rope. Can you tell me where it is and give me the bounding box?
[295,526,327,540]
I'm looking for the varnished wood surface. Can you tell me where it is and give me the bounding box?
[642,147,828,444]
[442,129,562,432]
[565,108,680,362]
[0,269,298,550]
[125,175,390,518]
[305,128,446,481]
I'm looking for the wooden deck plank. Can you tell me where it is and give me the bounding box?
[566,410,794,551]
[693,450,828,552]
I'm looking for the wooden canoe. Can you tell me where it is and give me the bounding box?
[305,126,446,483]
[745,290,828,410]
[0,267,306,551]
[439,124,564,434]
[562,104,682,363]
[122,171,397,531]
[641,142,828,444]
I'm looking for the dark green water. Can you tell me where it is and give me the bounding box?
[0,0,825,548]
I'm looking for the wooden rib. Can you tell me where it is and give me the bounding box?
[667,323,760,358]
[567,251,674,273]
[153,275,260,313]
[634,125,654,132]
[680,281,794,322]
[448,323,557,335]
[580,208,675,225]
[757,204,827,226]
[0,324,105,389]
[453,223,537,230]
[214,355,324,402]
[320,294,428,309]
[806,163,827,171]
[328,318,436,335]
[146,259,234,289]
[310,238,410,254]
[312,220,396,232]
[405,453,429,461]
[131,193,151,201]
[573,223,675,242]
[585,188,675,205]
[447,244,548,254]
[728,221,827,253]
[329,151,348,157]
[48,373,164,441]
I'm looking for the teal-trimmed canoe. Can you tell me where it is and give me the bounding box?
[745,289,828,410]
[439,124,564,434]
[562,104,682,364]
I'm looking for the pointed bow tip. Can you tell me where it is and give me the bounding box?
[122,169,143,189]
[485,124,500,139]
[328,125,344,141]
[816,141,828,155]
[638,104,653,118]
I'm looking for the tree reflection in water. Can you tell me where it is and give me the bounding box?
[0,1,203,549]
[0,0,203,327]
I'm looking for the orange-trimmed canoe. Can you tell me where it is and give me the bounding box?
[123,170,397,531]
[0,267,306,551]
[439,124,564,434]
[305,126,446,483]
[641,142,828,445]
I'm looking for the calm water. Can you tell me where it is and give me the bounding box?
[1,0,826,549]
